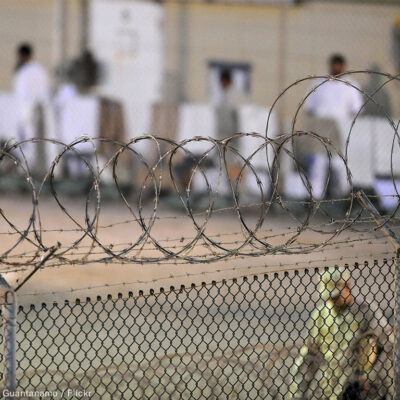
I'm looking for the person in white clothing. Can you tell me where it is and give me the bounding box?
[305,54,362,120]
[298,54,362,200]
[215,69,246,141]
[13,43,49,142]
[214,70,246,196]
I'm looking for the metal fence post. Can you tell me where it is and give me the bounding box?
[1,277,17,400]
[396,250,400,399]
[356,190,400,395]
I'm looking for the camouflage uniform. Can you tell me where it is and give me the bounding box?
[289,268,391,400]
[343,327,394,400]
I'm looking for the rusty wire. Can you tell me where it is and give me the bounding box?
[0,71,399,278]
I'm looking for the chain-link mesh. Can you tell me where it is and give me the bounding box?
[0,259,394,399]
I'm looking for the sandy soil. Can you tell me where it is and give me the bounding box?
[0,194,395,304]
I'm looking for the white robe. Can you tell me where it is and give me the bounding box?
[301,77,363,198]
[304,77,363,120]
[13,60,49,141]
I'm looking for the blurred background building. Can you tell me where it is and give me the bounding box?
[1,0,400,120]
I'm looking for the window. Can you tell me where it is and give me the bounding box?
[208,61,251,105]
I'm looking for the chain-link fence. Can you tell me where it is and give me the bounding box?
[0,259,395,399]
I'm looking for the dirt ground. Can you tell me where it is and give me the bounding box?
[0,194,395,305]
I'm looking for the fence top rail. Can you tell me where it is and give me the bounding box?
[0,257,389,307]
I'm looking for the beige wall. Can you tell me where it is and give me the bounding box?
[1,0,400,118]
[164,1,400,118]
[164,2,281,104]
[0,0,81,91]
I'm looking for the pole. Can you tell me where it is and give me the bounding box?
[0,247,56,398]
[1,276,17,400]
[177,1,188,104]
[396,253,400,399]
[80,0,89,52]
[277,0,288,133]
[356,190,400,396]
[34,103,46,175]
[53,0,68,87]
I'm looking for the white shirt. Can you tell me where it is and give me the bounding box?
[214,87,246,109]
[305,77,363,120]
[13,60,49,137]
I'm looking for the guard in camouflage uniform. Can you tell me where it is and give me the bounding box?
[341,327,394,400]
[289,267,391,400]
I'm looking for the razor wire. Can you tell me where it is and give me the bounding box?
[0,70,399,275]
